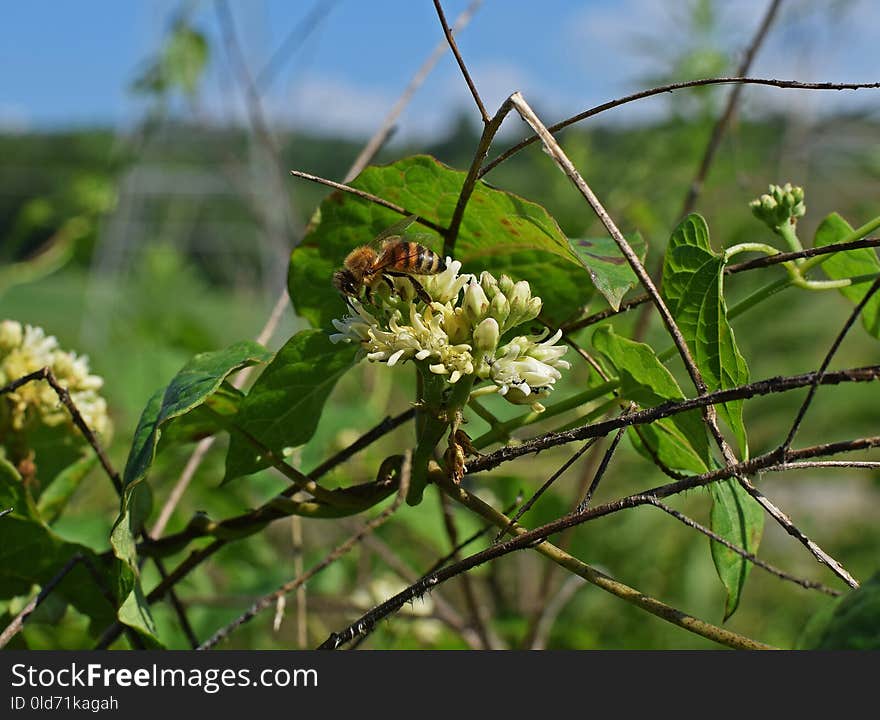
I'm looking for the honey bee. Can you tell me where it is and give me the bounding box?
[333,215,446,304]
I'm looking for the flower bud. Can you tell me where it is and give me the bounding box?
[498,274,516,296]
[750,182,806,233]
[463,279,490,323]
[479,271,500,300]
[0,320,23,352]
[489,292,510,328]
[473,317,500,354]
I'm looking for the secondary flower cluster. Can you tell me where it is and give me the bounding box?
[0,320,111,439]
[750,183,805,233]
[329,260,570,411]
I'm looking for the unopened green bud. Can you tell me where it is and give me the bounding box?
[473,317,500,354]
[498,274,516,297]
[750,182,806,233]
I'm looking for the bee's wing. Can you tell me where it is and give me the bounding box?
[370,214,419,247]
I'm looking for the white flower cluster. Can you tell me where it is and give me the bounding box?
[330,260,570,411]
[0,320,111,438]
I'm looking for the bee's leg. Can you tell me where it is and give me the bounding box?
[386,273,431,304]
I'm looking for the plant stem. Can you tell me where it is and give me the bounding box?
[471,380,619,449]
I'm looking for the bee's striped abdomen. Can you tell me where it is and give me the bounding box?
[382,241,445,275]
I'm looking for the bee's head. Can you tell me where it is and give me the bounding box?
[333,269,358,297]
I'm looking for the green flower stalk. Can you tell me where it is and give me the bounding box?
[329,258,569,504]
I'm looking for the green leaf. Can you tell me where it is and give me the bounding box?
[592,325,709,474]
[803,572,880,649]
[110,341,271,644]
[662,213,749,455]
[224,330,357,483]
[289,155,637,328]
[709,479,764,620]
[36,454,98,525]
[814,212,880,339]
[570,232,646,310]
[0,458,116,637]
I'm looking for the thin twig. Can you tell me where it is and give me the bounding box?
[320,476,777,650]
[646,498,841,596]
[494,438,599,543]
[529,575,586,650]
[304,408,415,482]
[680,0,784,216]
[288,170,447,235]
[354,532,483,649]
[197,453,411,650]
[465,365,880,474]
[771,461,880,471]
[577,420,629,511]
[0,554,83,648]
[507,92,711,402]
[0,368,121,495]
[438,492,494,648]
[255,0,339,90]
[432,0,489,124]
[153,556,200,648]
[481,77,880,178]
[346,0,484,182]
[95,540,228,650]
[782,277,880,451]
[444,98,514,256]
[152,437,214,538]
[563,237,880,334]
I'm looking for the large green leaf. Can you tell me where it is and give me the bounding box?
[289,155,640,327]
[802,572,880,649]
[110,341,271,644]
[592,325,709,474]
[709,479,764,620]
[224,330,357,482]
[0,457,116,638]
[661,213,749,456]
[814,213,880,338]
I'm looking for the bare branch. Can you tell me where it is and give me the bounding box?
[467,375,880,477]
[645,498,841,596]
[783,277,880,451]
[681,0,784,216]
[0,554,83,648]
[432,0,489,124]
[255,0,339,91]
[346,0,484,182]
[320,475,777,651]
[481,77,880,178]
[288,170,447,235]
[438,492,495,648]
[563,237,880,334]
[494,438,599,543]
[0,368,121,495]
[197,453,411,650]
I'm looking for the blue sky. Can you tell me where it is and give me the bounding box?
[2,0,879,137]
